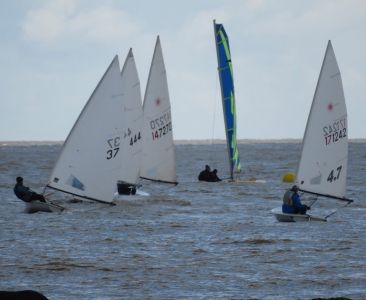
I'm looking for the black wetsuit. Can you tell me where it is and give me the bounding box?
[198,170,211,181]
[207,173,222,182]
[13,183,46,203]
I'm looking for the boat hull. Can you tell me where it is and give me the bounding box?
[271,207,326,222]
[234,179,266,183]
[24,201,65,213]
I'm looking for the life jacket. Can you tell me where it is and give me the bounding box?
[283,190,295,206]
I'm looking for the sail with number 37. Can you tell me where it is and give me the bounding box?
[46,56,125,204]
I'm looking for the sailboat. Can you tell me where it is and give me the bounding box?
[139,36,178,186]
[213,20,265,183]
[28,55,126,212]
[115,48,145,196]
[272,41,353,222]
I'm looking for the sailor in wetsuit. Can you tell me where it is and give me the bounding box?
[198,165,211,181]
[207,169,222,182]
[282,185,310,214]
[13,177,46,203]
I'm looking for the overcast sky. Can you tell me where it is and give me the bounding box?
[1,0,365,141]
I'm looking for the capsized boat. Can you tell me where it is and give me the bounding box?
[213,20,265,183]
[272,41,353,222]
[139,36,178,187]
[44,55,125,207]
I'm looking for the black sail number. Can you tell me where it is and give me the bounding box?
[107,137,120,159]
[107,148,119,159]
[327,166,342,183]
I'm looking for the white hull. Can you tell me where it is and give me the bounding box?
[234,179,266,183]
[271,207,326,222]
[24,201,65,213]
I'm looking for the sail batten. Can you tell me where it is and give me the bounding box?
[213,20,241,178]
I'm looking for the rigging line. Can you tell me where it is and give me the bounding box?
[84,204,116,213]
[210,71,219,165]
[308,195,318,208]
[325,201,352,219]
[154,184,178,193]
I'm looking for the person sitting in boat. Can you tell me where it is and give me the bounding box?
[208,169,222,182]
[117,182,137,195]
[13,177,46,203]
[282,185,310,214]
[198,165,211,181]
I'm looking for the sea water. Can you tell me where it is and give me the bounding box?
[0,141,365,299]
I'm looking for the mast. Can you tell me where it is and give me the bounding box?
[213,20,241,180]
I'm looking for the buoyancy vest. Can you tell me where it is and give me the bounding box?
[283,190,295,206]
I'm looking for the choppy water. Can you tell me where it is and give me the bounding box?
[0,142,365,299]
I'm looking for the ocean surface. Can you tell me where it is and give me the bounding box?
[0,141,365,299]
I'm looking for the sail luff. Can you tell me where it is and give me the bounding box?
[213,20,241,179]
[214,20,233,179]
[295,42,331,182]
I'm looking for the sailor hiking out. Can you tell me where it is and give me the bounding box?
[13,177,46,203]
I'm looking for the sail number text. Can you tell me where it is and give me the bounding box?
[150,112,171,130]
[124,128,141,146]
[323,118,346,146]
[150,112,172,141]
[107,137,120,159]
[327,166,342,183]
[152,122,172,140]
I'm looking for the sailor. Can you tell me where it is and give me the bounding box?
[208,169,222,182]
[198,165,211,181]
[282,185,310,214]
[117,182,137,195]
[13,177,46,203]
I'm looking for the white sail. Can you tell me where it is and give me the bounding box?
[295,41,348,199]
[140,36,177,184]
[118,49,143,186]
[47,56,125,203]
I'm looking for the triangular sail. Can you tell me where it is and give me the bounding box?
[47,56,125,204]
[140,36,177,184]
[213,20,241,179]
[295,41,348,199]
[118,49,143,186]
